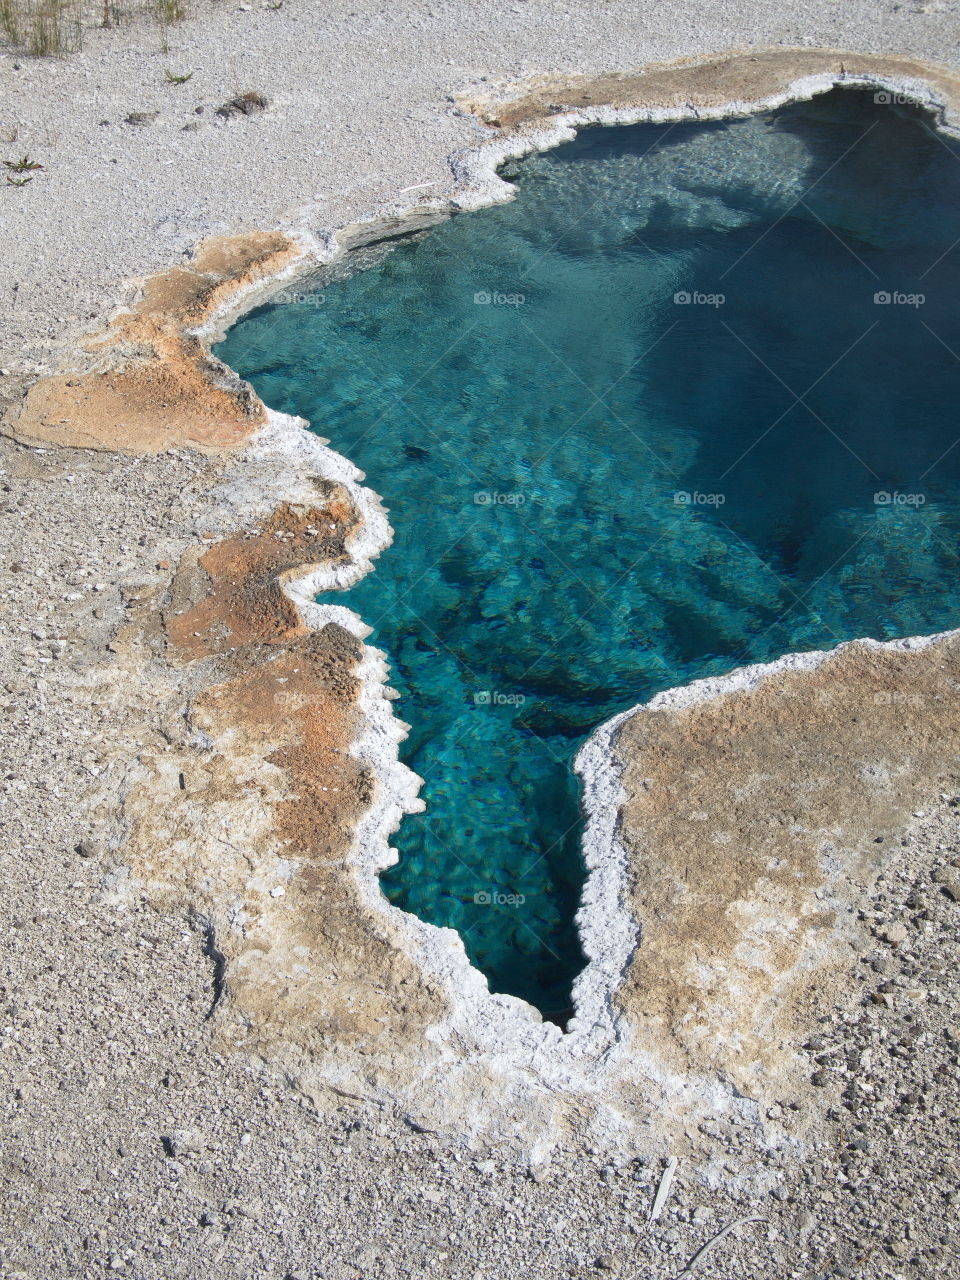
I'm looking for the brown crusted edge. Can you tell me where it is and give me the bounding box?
[611,637,960,1114]
[457,47,960,130]
[8,231,305,453]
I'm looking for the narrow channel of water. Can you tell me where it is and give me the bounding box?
[217,90,960,1021]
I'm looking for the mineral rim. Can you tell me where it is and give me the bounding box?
[10,47,960,1153]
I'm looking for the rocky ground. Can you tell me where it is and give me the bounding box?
[2,1,960,1277]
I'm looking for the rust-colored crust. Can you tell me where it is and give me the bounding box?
[458,48,960,130]
[115,493,452,1084]
[187,628,449,1057]
[10,232,304,453]
[167,490,361,657]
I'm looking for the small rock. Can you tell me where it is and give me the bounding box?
[216,90,268,118]
[877,921,909,945]
[163,1128,204,1158]
[76,838,101,858]
[932,869,960,901]
[125,111,160,126]
[811,1070,830,1087]
[595,1256,617,1272]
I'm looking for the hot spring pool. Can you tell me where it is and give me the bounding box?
[216,88,960,1022]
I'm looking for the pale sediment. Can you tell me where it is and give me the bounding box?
[11,46,960,1152]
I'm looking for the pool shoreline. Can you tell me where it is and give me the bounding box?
[11,45,960,1153]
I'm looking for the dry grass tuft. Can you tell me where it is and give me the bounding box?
[0,0,83,55]
[0,0,187,55]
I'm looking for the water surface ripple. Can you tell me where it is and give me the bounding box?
[217,90,960,1020]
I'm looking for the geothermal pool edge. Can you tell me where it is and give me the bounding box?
[12,46,960,1153]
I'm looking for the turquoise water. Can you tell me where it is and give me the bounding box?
[217,90,960,1022]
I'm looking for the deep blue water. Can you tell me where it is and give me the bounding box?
[217,90,960,1022]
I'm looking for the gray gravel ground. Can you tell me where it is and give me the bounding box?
[2,3,960,1277]
[2,0,960,378]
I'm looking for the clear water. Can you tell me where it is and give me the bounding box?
[216,90,960,1022]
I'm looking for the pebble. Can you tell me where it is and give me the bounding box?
[878,922,909,945]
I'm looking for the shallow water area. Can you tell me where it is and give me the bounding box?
[217,89,960,1021]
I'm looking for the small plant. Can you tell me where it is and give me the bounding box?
[6,173,33,186]
[152,0,184,21]
[164,67,192,84]
[3,155,43,172]
[0,0,20,42]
